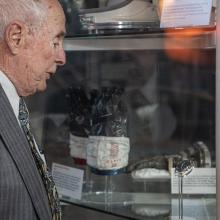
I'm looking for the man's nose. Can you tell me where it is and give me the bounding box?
[56,48,66,66]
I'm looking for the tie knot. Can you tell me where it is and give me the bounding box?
[18,97,29,127]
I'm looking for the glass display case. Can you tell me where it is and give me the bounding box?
[27,1,218,219]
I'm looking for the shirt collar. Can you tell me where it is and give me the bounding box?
[0,70,20,120]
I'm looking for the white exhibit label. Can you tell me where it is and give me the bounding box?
[171,168,216,194]
[160,0,212,28]
[52,163,84,200]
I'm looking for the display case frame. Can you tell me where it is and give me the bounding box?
[28,2,219,219]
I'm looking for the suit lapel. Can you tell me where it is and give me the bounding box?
[0,86,51,220]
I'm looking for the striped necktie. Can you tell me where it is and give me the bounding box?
[18,97,61,220]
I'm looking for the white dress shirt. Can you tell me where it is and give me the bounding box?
[0,70,20,122]
[0,70,46,162]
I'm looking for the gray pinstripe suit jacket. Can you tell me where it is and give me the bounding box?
[0,85,52,220]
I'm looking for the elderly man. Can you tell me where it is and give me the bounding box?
[0,0,66,219]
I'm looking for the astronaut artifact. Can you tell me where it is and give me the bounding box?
[78,0,159,33]
[127,141,212,178]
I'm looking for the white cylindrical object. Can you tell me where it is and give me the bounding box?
[87,136,130,170]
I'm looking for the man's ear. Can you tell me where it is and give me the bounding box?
[4,21,26,55]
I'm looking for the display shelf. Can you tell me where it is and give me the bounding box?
[64,27,216,51]
[60,192,216,220]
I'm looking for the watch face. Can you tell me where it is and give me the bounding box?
[175,160,194,177]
